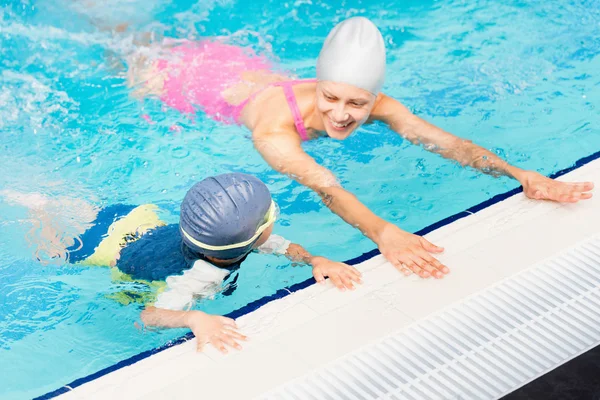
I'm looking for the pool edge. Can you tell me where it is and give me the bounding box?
[35,148,600,400]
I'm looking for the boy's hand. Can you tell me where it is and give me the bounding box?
[185,311,247,354]
[311,257,362,291]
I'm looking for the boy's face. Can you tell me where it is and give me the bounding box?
[206,253,245,266]
[206,223,274,267]
[253,223,273,248]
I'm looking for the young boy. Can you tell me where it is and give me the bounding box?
[2,173,361,353]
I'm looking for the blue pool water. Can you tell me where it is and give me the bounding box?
[1,0,599,398]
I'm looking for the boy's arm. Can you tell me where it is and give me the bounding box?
[140,259,246,353]
[255,234,362,290]
[286,243,363,291]
[140,307,246,353]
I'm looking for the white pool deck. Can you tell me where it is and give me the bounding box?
[58,158,600,400]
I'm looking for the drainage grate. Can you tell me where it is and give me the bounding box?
[257,235,600,400]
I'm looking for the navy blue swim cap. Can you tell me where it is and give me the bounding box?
[179,173,273,260]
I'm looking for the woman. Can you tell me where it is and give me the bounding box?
[124,17,594,279]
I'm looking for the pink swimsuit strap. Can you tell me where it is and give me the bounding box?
[235,79,317,141]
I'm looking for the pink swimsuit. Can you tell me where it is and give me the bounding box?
[156,40,315,141]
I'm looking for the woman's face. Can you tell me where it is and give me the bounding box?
[316,81,377,140]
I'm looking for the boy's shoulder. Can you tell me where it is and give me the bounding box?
[117,223,191,281]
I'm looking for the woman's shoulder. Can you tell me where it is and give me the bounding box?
[368,92,410,123]
[244,80,314,130]
[251,116,304,146]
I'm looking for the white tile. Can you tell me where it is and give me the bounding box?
[62,340,201,398]
[428,226,485,257]
[135,340,197,366]
[302,264,401,315]
[558,191,599,216]
[63,362,147,399]
[553,198,600,235]
[208,302,319,358]
[469,202,600,277]
[238,279,329,319]
[144,342,309,400]
[274,294,413,368]
[559,164,598,181]
[351,254,389,272]
[460,200,561,250]
[87,352,215,400]
[424,212,481,244]
[375,252,503,320]
[302,285,370,315]
[53,388,86,400]
[424,205,555,258]
[361,261,407,286]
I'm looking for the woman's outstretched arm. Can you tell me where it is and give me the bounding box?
[253,130,449,279]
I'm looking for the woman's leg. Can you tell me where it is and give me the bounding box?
[68,0,170,99]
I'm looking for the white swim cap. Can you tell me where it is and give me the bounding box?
[317,17,386,94]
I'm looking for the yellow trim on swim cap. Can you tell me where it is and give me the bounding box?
[180,200,277,251]
[78,204,165,267]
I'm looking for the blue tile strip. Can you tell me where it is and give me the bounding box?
[35,148,600,400]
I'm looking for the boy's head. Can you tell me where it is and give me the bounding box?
[179,173,276,265]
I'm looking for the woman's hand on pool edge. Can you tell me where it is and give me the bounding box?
[518,171,594,203]
[311,257,363,291]
[186,311,248,354]
[376,223,449,279]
